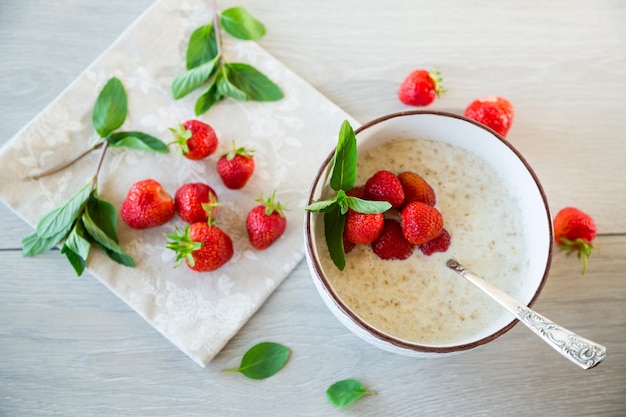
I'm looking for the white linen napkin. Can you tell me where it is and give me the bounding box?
[0,0,355,366]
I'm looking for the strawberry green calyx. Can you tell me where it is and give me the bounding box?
[225,140,254,161]
[168,124,193,155]
[429,69,447,98]
[557,237,598,275]
[165,225,203,268]
[257,190,286,217]
[202,195,222,223]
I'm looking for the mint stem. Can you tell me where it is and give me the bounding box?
[29,142,104,180]
[210,0,223,58]
[91,140,109,191]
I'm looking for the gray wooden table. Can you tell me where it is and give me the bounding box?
[1,1,625,415]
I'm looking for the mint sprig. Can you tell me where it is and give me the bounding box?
[305,120,391,270]
[172,4,283,115]
[23,77,167,275]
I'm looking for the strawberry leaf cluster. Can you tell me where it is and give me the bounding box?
[172,6,283,115]
[23,77,169,275]
[306,120,391,270]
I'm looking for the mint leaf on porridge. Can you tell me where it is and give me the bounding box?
[305,120,390,270]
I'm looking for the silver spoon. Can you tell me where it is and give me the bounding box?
[446,259,607,370]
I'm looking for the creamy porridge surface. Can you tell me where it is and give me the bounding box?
[315,138,530,345]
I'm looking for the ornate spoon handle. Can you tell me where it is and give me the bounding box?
[446,259,607,370]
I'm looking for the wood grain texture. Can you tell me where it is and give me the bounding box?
[1,0,625,416]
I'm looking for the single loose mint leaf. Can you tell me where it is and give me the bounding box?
[326,379,376,408]
[224,342,290,380]
[172,56,220,99]
[92,77,128,138]
[107,131,169,153]
[330,120,358,192]
[305,196,338,213]
[223,63,283,102]
[220,7,266,40]
[186,23,218,70]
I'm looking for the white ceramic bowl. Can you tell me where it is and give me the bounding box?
[304,110,553,357]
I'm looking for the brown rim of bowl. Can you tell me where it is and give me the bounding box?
[304,110,553,353]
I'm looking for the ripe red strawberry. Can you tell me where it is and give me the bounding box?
[246,192,287,250]
[169,119,218,160]
[398,171,436,207]
[464,96,514,137]
[371,219,415,260]
[165,222,233,272]
[365,170,405,209]
[398,69,446,106]
[418,228,451,256]
[120,179,175,229]
[553,207,598,275]
[344,209,384,244]
[346,185,366,199]
[174,182,219,224]
[217,142,255,189]
[400,201,444,245]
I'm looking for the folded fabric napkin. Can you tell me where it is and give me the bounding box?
[0,0,354,366]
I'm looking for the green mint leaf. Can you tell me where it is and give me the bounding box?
[84,196,120,243]
[305,197,338,213]
[22,231,64,257]
[220,7,266,40]
[326,379,375,408]
[346,196,391,214]
[82,195,135,267]
[330,120,357,191]
[223,63,283,101]
[217,67,249,101]
[107,131,169,153]
[324,206,347,271]
[30,180,92,241]
[224,342,290,380]
[186,23,218,70]
[195,80,223,116]
[61,244,87,276]
[92,77,128,138]
[63,220,91,261]
[172,56,220,99]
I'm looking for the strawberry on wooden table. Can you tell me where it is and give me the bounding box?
[553,207,598,275]
[165,220,234,272]
[174,182,219,224]
[400,201,444,245]
[371,219,415,260]
[217,141,255,189]
[464,96,514,137]
[120,179,175,229]
[398,69,446,106]
[246,191,287,250]
[169,119,218,160]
